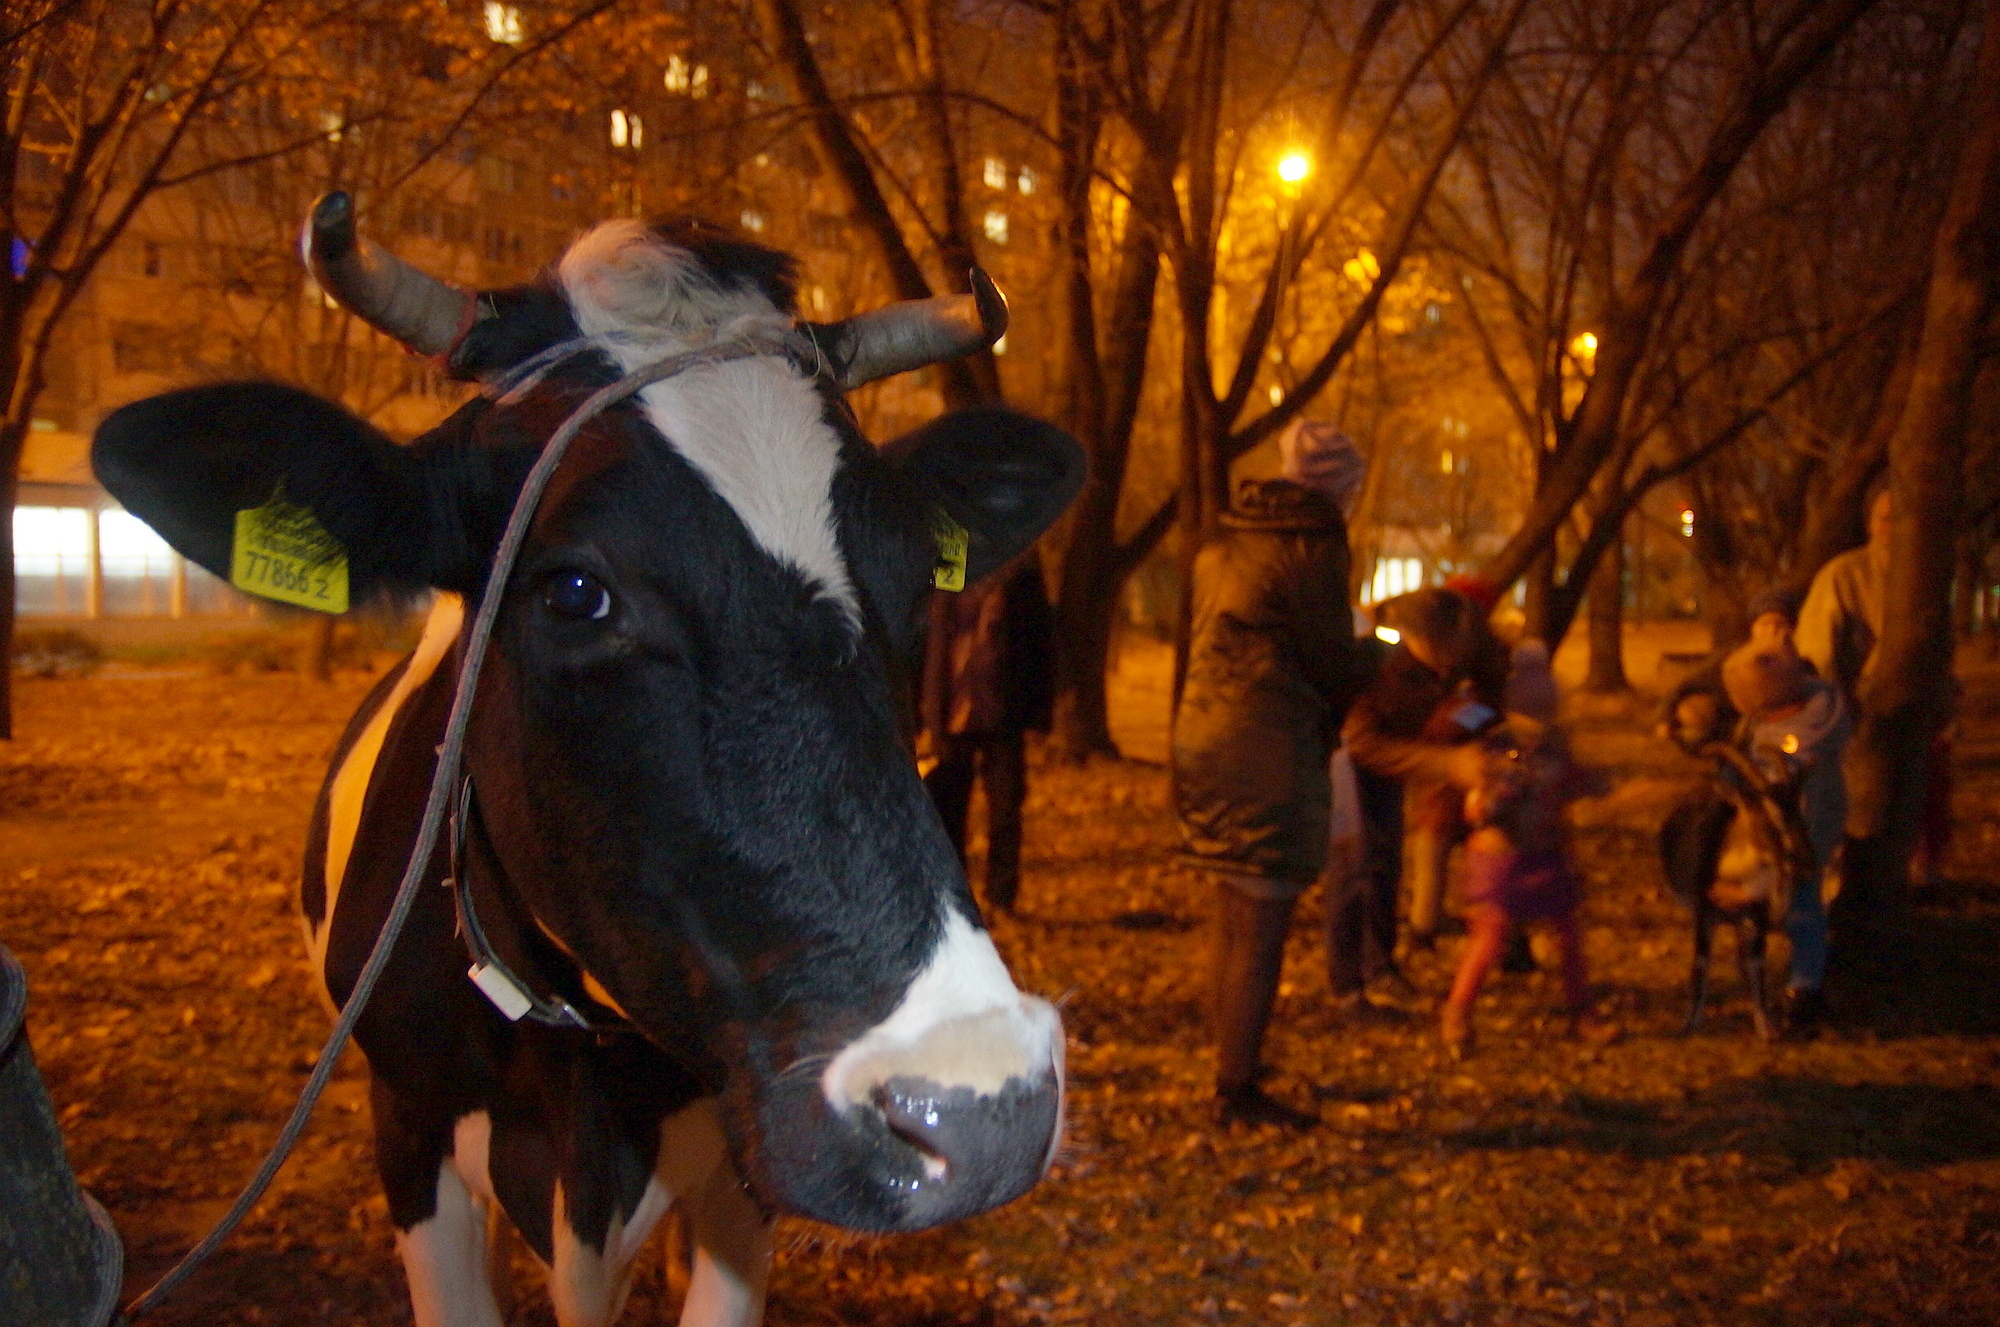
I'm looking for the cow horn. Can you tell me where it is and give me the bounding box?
[300,191,473,357]
[822,268,1008,391]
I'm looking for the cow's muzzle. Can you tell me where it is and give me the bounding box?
[757,987,1064,1233]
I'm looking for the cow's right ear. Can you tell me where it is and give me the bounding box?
[881,406,1086,587]
[92,381,456,600]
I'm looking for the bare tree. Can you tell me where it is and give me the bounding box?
[1843,1,2000,920]
[1455,0,1885,643]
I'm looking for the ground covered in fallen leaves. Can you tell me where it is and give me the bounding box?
[4,654,2000,1326]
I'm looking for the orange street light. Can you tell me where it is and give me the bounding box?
[1277,151,1311,185]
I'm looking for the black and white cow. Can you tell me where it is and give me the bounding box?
[92,197,1082,1327]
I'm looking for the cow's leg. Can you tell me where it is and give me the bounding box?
[447,1110,515,1316]
[548,1173,672,1327]
[374,1083,506,1327]
[398,1162,506,1327]
[676,1157,770,1326]
[660,1204,693,1321]
[1684,904,1714,1035]
[1741,915,1774,1040]
[657,1098,770,1327]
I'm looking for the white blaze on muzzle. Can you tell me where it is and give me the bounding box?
[821,910,1063,1114]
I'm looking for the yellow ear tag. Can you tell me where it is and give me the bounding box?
[931,508,969,592]
[231,497,350,613]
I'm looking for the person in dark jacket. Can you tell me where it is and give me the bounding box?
[1173,422,1372,1128]
[921,553,1056,915]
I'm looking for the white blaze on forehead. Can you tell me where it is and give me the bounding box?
[557,220,858,625]
[821,910,1063,1111]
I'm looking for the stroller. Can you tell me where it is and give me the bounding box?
[1659,731,1815,1039]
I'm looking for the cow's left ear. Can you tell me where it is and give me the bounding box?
[91,381,464,602]
[883,407,1086,586]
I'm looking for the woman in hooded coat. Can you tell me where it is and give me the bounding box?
[1172,422,1373,1127]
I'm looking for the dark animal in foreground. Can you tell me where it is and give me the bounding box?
[1659,741,1811,1040]
[93,196,1083,1327]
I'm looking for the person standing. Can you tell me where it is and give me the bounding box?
[1796,488,1955,896]
[921,553,1055,915]
[1172,421,1371,1128]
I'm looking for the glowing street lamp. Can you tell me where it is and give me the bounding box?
[1277,151,1312,186]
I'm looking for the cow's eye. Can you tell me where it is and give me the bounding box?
[545,571,612,621]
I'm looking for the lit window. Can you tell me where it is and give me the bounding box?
[740,209,766,233]
[665,56,711,97]
[1268,384,1283,405]
[982,209,1008,244]
[983,157,1007,189]
[483,2,524,45]
[1017,166,1037,195]
[629,114,643,149]
[610,109,629,148]
[13,507,91,575]
[98,510,174,572]
[320,111,343,143]
[1441,449,1455,474]
[1368,557,1425,604]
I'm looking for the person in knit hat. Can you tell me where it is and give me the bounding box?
[1279,418,1367,516]
[1717,629,1851,1033]
[1173,435,1376,1128]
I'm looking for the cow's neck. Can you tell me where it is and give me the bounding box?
[452,773,635,1034]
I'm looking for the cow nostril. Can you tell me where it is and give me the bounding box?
[872,1086,952,1182]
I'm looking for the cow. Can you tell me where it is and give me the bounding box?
[91,194,1083,1327]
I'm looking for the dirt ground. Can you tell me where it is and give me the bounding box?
[4,644,2000,1326]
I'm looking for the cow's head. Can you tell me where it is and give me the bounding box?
[92,197,1083,1232]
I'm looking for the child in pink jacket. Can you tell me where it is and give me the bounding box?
[1439,640,1616,1056]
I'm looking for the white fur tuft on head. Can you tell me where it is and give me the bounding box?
[558,220,780,346]
[556,221,859,626]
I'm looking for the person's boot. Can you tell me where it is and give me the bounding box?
[1212,885,1312,1126]
[1499,925,1536,974]
[1215,1083,1320,1129]
[1406,826,1447,948]
[1782,986,1829,1040]
[1439,1002,1474,1060]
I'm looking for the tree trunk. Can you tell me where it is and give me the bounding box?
[305,615,336,683]
[1522,547,1556,642]
[1583,536,1628,692]
[1842,3,2000,929]
[1044,5,1167,761]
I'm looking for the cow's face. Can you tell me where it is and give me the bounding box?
[93,219,1082,1232]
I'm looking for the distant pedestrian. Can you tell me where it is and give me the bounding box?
[1439,640,1615,1056]
[921,553,1055,915]
[1172,422,1371,1128]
